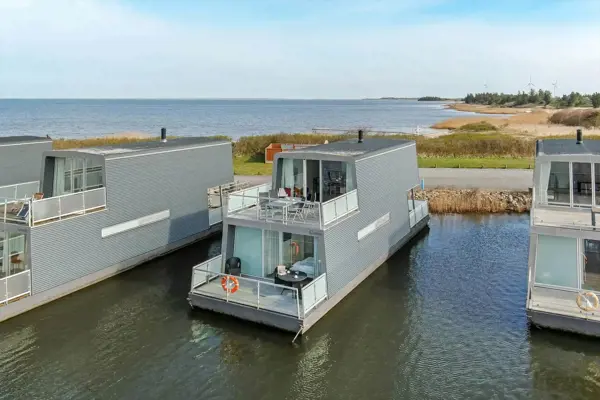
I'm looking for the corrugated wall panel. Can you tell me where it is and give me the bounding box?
[323,144,420,296]
[30,143,233,294]
[0,141,50,186]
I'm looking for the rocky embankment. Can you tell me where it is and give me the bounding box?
[415,189,531,213]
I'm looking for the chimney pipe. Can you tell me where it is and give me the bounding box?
[576,128,583,144]
[160,127,167,143]
[358,129,364,143]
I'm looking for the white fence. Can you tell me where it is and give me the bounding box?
[191,255,223,288]
[321,189,359,225]
[0,270,31,305]
[409,200,428,227]
[227,183,272,213]
[191,260,302,318]
[301,273,328,315]
[0,181,39,200]
[31,187,106,224]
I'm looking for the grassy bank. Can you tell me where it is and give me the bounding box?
[415,189,531,213]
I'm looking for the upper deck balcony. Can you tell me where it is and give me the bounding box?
[531,136,600,232]
[1,182,106,227]
[225,183,358,229]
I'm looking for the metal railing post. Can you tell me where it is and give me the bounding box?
[58,197,62,220]
[3,199,6,224]
[82,191,86,214]
[226,276,230,302]
[4,277,8,305]
[296,289,301,318]
[257,281,260,309]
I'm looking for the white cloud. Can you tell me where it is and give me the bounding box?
[0,0,599,98]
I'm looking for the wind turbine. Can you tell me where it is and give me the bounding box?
[552,80,559,97]
[525,75,536,90]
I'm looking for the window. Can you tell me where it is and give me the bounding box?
[572,162,592,206]
[595,164,600,206]
[52,157,104,196]
[535,235,578,288]
[0,231,28,278]
[283,233,318,277]
[233,227,263,277]
[546,162,570,205]
[322,161,355,202]
[583,239,600,292]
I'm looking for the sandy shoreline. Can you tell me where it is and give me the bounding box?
[434,103,578,137]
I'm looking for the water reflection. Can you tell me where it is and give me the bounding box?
[0,216,600,399]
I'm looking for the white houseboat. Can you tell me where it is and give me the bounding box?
[188,131,429,335]
[527,130,600,337]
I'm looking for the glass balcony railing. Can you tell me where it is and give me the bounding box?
[225,183,359,228]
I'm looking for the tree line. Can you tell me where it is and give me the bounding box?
[464,90,600,108]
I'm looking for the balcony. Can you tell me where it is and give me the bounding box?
[226,183,359,229]
[530,203,598,231]
[190,255,328,320]
[0,181,40,200]
[0,270,31,305]
[1,187,107,226]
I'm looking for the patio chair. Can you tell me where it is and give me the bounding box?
[224,257,242,276]
[258,192,272,219]
[289,202,306,222]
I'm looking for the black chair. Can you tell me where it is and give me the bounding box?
[224,257,241,276]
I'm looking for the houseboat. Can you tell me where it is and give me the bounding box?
[527,130,600,337]
[188,131,430,335]
[0,131,234,321]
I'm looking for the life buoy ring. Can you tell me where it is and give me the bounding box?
[576,291,599,311]
[290,241,299,256]
[221,276,239,294]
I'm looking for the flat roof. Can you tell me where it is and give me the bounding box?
[284,138,414,160]
[537,139,600,156]
[0,135,51,145]
[64,137,230,158]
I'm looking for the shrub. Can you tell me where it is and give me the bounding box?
[455,121,499,132]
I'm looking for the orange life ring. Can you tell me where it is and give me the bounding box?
[221,276,239,294]
[290,241,299,256]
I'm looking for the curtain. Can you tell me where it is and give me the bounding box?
[280,159,294,190]
[345,162,356,192]
[538,161,550,203]
[53,158,66,196]
[263,230,280,276]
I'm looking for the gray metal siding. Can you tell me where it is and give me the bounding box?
[323,145,420,296]
[0,141,51,186]
[30,143,233,294]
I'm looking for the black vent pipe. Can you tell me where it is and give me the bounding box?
[161,127,167,143]
[576,128,583,144]
[358,129,364,143]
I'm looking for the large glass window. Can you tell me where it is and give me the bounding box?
[535,235,578,288]
[322,161,355,202]
[284,233,318,278]
[52,157,104,196]
[583,239,600,292]
[546,162,570,205]
[233,226,263,277]
[595,164,600,206]
[278,158,304,197]
[572,162,592,206]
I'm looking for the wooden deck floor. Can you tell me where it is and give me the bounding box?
[228,205,321,228]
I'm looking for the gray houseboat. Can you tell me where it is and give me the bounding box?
[1,133,233,321]
[188,132,430,334]
[527,130,600,337]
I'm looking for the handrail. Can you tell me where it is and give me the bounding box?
[1,270,31,305]
[31,187,107,224]
[301,273,328,316]
[321,189,359,226]
[0,181,40,200]
[191,261,302,319]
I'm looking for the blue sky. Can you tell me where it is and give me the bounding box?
[1,0,599,98]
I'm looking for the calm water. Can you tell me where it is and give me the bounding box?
[0,99,494,139]
[2,215,600,400]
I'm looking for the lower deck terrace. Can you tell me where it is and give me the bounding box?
[189,256,328,327]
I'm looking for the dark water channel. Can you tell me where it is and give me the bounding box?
[1,215,600,399]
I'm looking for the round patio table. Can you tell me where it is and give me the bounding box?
[277,271,308,298]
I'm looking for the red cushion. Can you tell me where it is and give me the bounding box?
[284,187,291,196]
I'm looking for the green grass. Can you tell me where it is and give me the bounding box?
[418,157,533,169]
[234,155,534,175]
[233,155,273,175]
